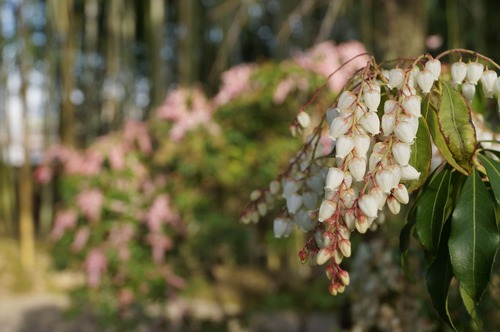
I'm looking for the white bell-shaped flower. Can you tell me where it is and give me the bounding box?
[359,111,380,135]
[401,164,421,180]
[369,186,388,210]
[269,180,280,195]
[392,184,409,204]
[363,87,381,111]
[316,248,332,265]
[387,68,405,89]
[467,62,484,85]
[462,82,476,103]
[451,61,467,85]
[392,142,412,166]
[341,188,358,209]
[417,70,435,93]
[302,191,318,210]
[394,121,416,143]
[294,210,316,232]
[375,169,395,193]
[325,167,345,191]
[381,113,396,136]
[336,135,355,159]
[387,196,401,214]
[326,108,339,126]
[402,95,422,117]
[318,200,337,222]
[358,194,378,218]
[368,151,383,172]
[274,217,294,238]
[384,99,398,114]
[339,239,351,258]
[337,91,357,110]
[354,133,371,157]
[329,117,351,140]
[344,209,356,230]
[348,156,367,182]
[425,59,441,81]
[355,215,369,234]
[307,173,325,195]
[286,193,303,214]
[388,164,402,188]
[282,180,299,198]
[494,77,500,95]
[481,70,498,98]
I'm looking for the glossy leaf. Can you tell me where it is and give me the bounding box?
[437,81,476,173]
[415,168,453,255]
[399,209,416,282]
[422,94,469,175]
[404,117,432,192]
[426,221,456,331]
[459,285,483,330]
[478,153,500,206]
[449,169,499,303]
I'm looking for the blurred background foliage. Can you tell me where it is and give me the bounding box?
[0,0,500,331]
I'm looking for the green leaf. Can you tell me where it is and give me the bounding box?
[426,221,456,331]
[422,94,469,175]
[404,117,432,192]
[478,153,500,206]
[400,210,417,281]
[459,285,483,330]
[449,168,499,303]
[415,168,453,255]
[437,81,477,172]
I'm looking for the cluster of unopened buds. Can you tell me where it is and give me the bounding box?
[242,52,500,295]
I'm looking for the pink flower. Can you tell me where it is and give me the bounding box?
[213,64,257,106]
[71,226,91,252]
[147,233,173,263]
[76,189,104,222]
[84,249,107,288]
[144,195,181,232]
[52,209,78,239]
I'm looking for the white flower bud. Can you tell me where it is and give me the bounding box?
[343,173,353,189]
[336,135,355,159]
[282,180,299,198]
[339,225,351,240]
[354,133,371,157]
[257,202,267,216]
[302,192,318,210]
[355,215,369,234]
[325,167,345,192]
[359,111,380,135]
[286,193,303,214]
[274,217,294,238]
[358,194,378,218]
[250,190,261,201]
[381,113,396,136]
[338,91,356,110]
[387,68,405,89]
[318,200,337,222]
[393,184,409,204]
[339,269,350,286]
[269,180,280,195]
[467,62,484,85]
[401,164,421,180]
[370,186,388,210]
[368,151,383,172]
[297,111,311,129]
[329,117,351,140]
[339,240,351,258]
[341,188,358,209]
[389,164,402,188]
[344,209,356,230]
[451,61,467,84]
[384,100,398,114]
[376,169,394,193]
[307,174,325,195]
[333,249,343,264]
[348,156,367,182]
[462,82,476,102]
[417,70,434,93]
[392,142,412,166]
[425,59,441,80]
[387,196,401,214]
[395,121,416,143]
[363,87,381,111]
[250,210,259,223]
[316,248,332,265]
[402,95,422,117]
[481,70,498,98]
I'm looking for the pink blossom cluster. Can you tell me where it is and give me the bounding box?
[156,87,219,141]
[213,63,257,106]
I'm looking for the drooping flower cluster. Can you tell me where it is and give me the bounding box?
[244,52,500,295]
